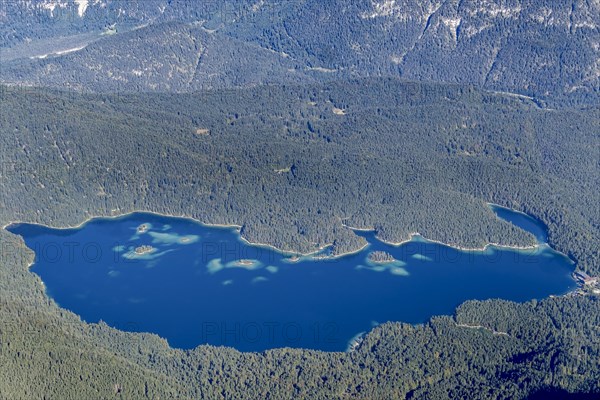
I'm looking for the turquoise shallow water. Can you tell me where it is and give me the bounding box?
[7,208,576,352]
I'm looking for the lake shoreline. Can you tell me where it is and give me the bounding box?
[341,224,541,255]
[8,209,579,353]
[4,206,560,263]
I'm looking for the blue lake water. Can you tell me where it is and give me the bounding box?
[489,204,548,243]
[7,207,576,352]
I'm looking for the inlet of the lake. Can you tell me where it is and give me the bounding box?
[6,206,576,352]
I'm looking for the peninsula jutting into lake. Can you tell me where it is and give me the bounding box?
[7,208,576,352]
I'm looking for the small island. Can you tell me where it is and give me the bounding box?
[195,128,210,136]
[137,224,149,234]
[332,107,346,115]
[231,259,254,267]
[367,251,396,264]
[134,245,155,255]
[225,259,262,271]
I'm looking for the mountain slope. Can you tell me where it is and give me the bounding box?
[1,0,598,105]
[1,21,313,91]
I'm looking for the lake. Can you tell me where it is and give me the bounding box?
[6,206,576,352]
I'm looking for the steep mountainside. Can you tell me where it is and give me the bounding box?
[1,0,598,105]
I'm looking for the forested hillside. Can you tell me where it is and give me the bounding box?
[1,79,598,271]
[1,0,598,106]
